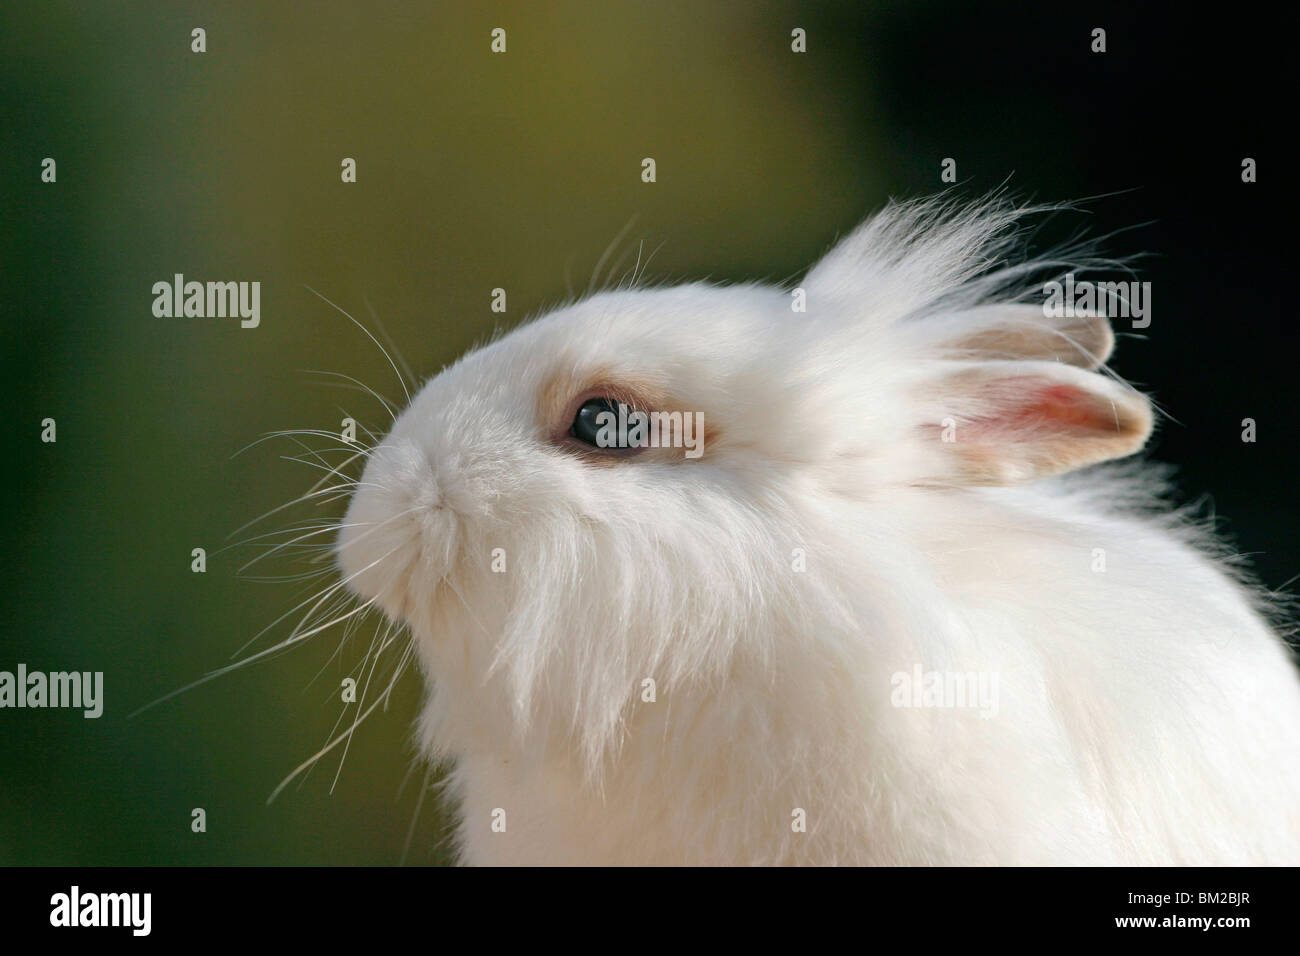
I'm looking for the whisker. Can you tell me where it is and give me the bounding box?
[349,414,386,451]
[298,444,372,500]
[400,761,437,866]
[301,368,401,423]
[269,635,415,805]
[127,587,383,719]
[329,618,403,793]
[305,285,412,406]
[227,508,418,659]
[238,570,336,584]
[224,483,363,542]
[277,455,364,477]
[602,240,640,291]
[231,428,374,462]
[213,514,353,559]
[587,214,639,296]
[363,297,418,398]
[236,521,355,575]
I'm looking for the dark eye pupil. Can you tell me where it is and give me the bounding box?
[571,398,626,447]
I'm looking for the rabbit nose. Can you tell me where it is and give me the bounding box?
[336,437,447,601]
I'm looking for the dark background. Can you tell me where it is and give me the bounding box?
[1,0,1295,864]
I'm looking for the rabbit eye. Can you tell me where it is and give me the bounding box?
[570,397,632,448]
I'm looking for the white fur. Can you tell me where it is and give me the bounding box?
[338,196,1300,865]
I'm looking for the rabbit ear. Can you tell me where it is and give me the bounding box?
[911,304,1115,369]
[915,360,1152,485]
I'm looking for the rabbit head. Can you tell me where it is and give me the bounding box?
[336,197,1154,776]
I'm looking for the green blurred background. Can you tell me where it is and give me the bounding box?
[2,1,1294,864]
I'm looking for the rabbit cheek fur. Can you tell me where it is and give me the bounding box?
[337,199,1300,865]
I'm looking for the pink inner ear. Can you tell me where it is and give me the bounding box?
[968,377,1116,440]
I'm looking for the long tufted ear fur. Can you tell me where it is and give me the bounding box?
[801,196,1145,485]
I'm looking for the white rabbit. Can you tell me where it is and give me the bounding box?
[337,196,1300,865]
